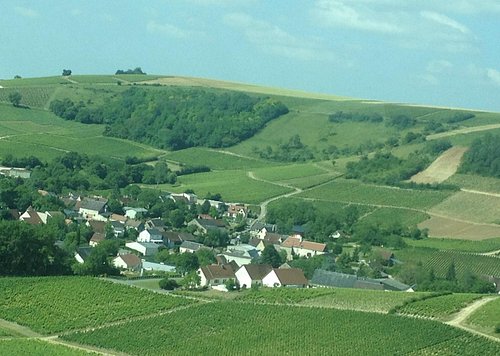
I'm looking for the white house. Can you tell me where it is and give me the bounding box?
[197,264,236,288]
[179,241,206,254]
[74,247,92,264]
[235,264,272,289]
[262,268,308,288]
[221,244,260,267]
[124,207,148,220]
[137,228,164,244]
[113,254,142,271]
[125,241,159,256]
[78,197,108,220]
[226,204,247,218]
[281,236,327,260]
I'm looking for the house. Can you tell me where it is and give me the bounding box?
[145,218,166,230]
[235,264,273,289]
[196,199,224,210]
[262,268,308,288]
[188,218,226,234]
[89,232,105,247]
[292,225,306,236]
[125,241,159,256]
[169,192,197,205]
[250,222,276,237]
[179,241,206,254]
[113,254,142,271]
[0,166,31,179]
[110,214,127,223]
[141,261,176,273]
[310,270,385,290]
[375,278,413,292]
[124,207,148,220]
[19,206,44,225]
[137,228,164,244]
[87,220,106,234]
[281,236,327,260]
[79,197,108,220]
[75,246,93,264]
[197,264,236,288]
[124,219,144,231]
[110,221,125,237]
[221,245,260,267]
[226,204,247,218]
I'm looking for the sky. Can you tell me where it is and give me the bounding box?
[1,0,500,111]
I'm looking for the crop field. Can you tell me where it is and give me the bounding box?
[281,172,338,189]
[252,163,328,182]
[395,293,482,320]
[235,287,336,304]
[419,215,500,240]
[408,334,500,355]
[165,147,271,170]
[465,297,500,337]
[446,173,500,194]
[297,179,452,210]
[0,76,68,87]
[405,237,500,253]
[299,288,428,313]
[0,86,55,108]
[0,277,194,334]
[153,170,293,204]
[429,191,500,224]
[359,207,430,227]
[395,248,500,279]
[0,339,95,356]
[62,302,500,355]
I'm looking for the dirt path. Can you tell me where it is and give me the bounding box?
[461,188,500,198]
[446,297,499,342]
[428,124,500,140]
[247,171,302,221]
[410,147,468,184]
[0,319,42,338]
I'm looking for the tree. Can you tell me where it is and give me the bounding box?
[182,271,201,289]
[195,248,216,267]
[8,92,22,107]
[225,278,239,291]
[446,261,456,281]
[159,278,179,290]
[175,253,199,275]
[260,245,283,268]
[62,69,72,76]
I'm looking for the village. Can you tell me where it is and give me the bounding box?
[15,189,414,293]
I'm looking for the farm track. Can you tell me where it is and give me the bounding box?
[461,188,500,198]
[428,123,500,140]
[446,297,499,343]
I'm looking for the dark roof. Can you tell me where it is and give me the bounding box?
[272,268,308,286]
[241,264,272,280]
[88,220,106,234]
[310,270,384,290]
[146,218,165,229]
[162,231,183,243]
[80,198,107,212]
[196,218,225,228]
[20,207,43,225]
[180,241,205,251]
[292,225,305,234]
[76,247,92,261]
[375,278,411,291]
[90,232,105,243]
[178,232,196,242]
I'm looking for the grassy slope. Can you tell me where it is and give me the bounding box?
[1,75,500,238]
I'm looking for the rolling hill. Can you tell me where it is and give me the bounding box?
[1,74,500,240]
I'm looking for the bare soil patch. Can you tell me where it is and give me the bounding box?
[419,216,500,240]
[410,147,467,184]
[428,124,500,140]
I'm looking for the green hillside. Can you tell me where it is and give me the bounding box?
[1,74,500,241]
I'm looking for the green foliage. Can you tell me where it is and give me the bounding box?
[395,293,482,319]
[255,134,315,162]
[182,271,201,289]
[115,67,146,75]
[460,133,500,178]
[72,240,120,276]
[159,278,179,290]
[8,91,22,107]
[259,245,284,267]
[0,277,194,334]
[0,220,72,276]
[62,302,500,355]
[385,114,416,130]
[0,339,93,356]
[328,111,383,123]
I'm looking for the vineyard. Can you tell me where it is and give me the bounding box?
[297,179,453,210]
[299,288,430,313]
[395,293,482,320]
[465,297,500,337]
[62,301,500,355]
[405,237,500,253]
[395,248,500,279]
[0,86,55,108]
[408,334,500,355]
[235,287,336,304]
[0,339,95,356]
[0,277,194,334]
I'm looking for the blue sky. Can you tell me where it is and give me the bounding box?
[1,0,500,111]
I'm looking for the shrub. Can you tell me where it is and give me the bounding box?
[159,278,179,290]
